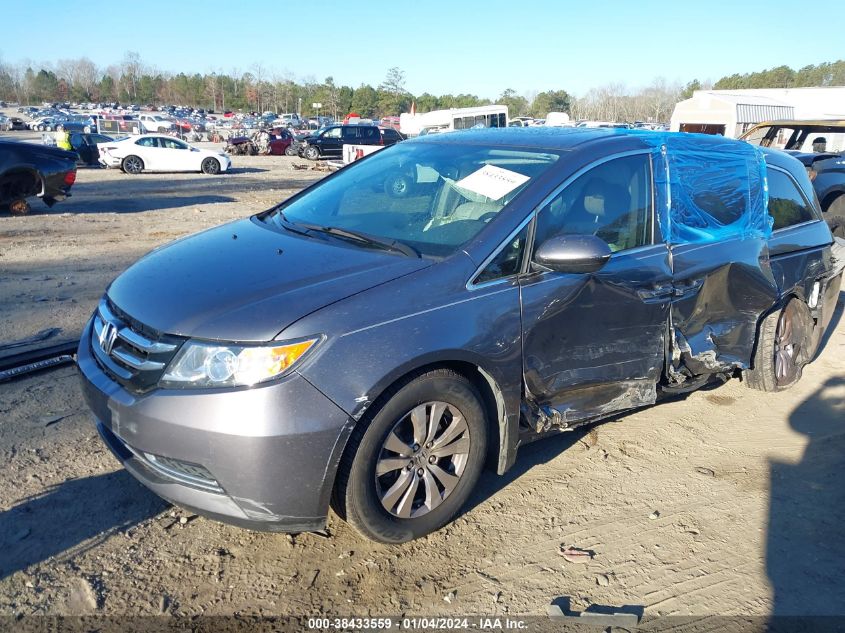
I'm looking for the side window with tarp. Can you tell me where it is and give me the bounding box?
[650,134,771,244]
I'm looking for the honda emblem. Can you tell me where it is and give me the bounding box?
[99,321,118,355]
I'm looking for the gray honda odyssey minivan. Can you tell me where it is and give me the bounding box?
[78,128,842,542]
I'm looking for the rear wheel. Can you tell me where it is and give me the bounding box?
[122,155,144,175]
[826,195,845,238]
[332,369,488,543]
[201,157,221,175]
[746,299,813,392]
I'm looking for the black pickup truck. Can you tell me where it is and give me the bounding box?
[0,140,77,214]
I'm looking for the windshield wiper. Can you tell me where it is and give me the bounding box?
[295,222,420,258]
[271,210,311,236]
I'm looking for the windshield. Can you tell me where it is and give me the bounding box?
[268,141,560,257]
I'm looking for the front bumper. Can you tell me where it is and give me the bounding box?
[77,319,353,532]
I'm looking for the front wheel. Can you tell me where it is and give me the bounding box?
[332,369,488,543]
[83,125,91,134]
[304,145,320,160]
[201,157,221,175]
[745,299,813,392]
[122,155,144,175]
[284,144,298,157]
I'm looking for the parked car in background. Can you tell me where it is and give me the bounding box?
[1,139,77,214]
[69,132,115,166]
[8,117,28,130]
[379,116,401,130]
[286,129,314,156]
[99,134,231,174]
[62,115,98,134]
[30,116,62,131]
[379,127,406,145]
[509,117,535,127]
[78,129,842,543]
[298,124,396,160]
[138,114,177,134]
[0,115,9,131]
[740,120,845,237]
[269,128,294,156]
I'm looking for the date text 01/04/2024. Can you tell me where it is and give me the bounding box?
[306,617,529,630]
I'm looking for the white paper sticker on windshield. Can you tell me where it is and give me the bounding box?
[454,165,530,201]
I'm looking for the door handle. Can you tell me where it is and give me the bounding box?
[637,283,674,301]
[674,278,704,297]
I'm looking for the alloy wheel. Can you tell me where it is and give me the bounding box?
[123,156,143,174]
[375,401,470,519]
[774,302,800,386]
[201,157,220,174]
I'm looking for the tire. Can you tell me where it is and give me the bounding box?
[745,299,813,392]
[332,369,488,543]
[122,155,144,175]
[385,173,414,198]
[201,157,221,175]
[304,145,320,160]
[826,195,845,239]
[284,144,297,157]
[83,125,91,134]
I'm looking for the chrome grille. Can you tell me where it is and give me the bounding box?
[90,298,184,392]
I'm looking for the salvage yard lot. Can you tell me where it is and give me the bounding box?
[1,140,844,619]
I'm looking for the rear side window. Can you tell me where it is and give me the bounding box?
[661,137,770,243]
[767,169,816,230]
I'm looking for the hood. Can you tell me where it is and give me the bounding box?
[784,150,841,166]
[107,217,431,342]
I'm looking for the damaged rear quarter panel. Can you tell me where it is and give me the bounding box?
[669,236,779,373]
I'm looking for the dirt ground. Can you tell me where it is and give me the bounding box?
[1,129,844,623]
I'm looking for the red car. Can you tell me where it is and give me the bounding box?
[269,129,293,155]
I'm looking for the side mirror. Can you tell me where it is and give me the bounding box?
[533,234,612,274]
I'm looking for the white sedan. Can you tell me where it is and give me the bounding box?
[99,134,232,175]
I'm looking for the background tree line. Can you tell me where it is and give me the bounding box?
[1,53,842,123]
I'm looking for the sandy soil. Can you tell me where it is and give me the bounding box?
[0,129,844,622]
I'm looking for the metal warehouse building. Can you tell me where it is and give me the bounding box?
[670,87,845,138]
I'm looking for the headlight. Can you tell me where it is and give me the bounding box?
[160,338,318,388]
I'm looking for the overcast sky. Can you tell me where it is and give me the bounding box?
[3,0,844,98]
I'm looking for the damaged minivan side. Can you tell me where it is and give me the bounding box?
[78,128,844,543]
